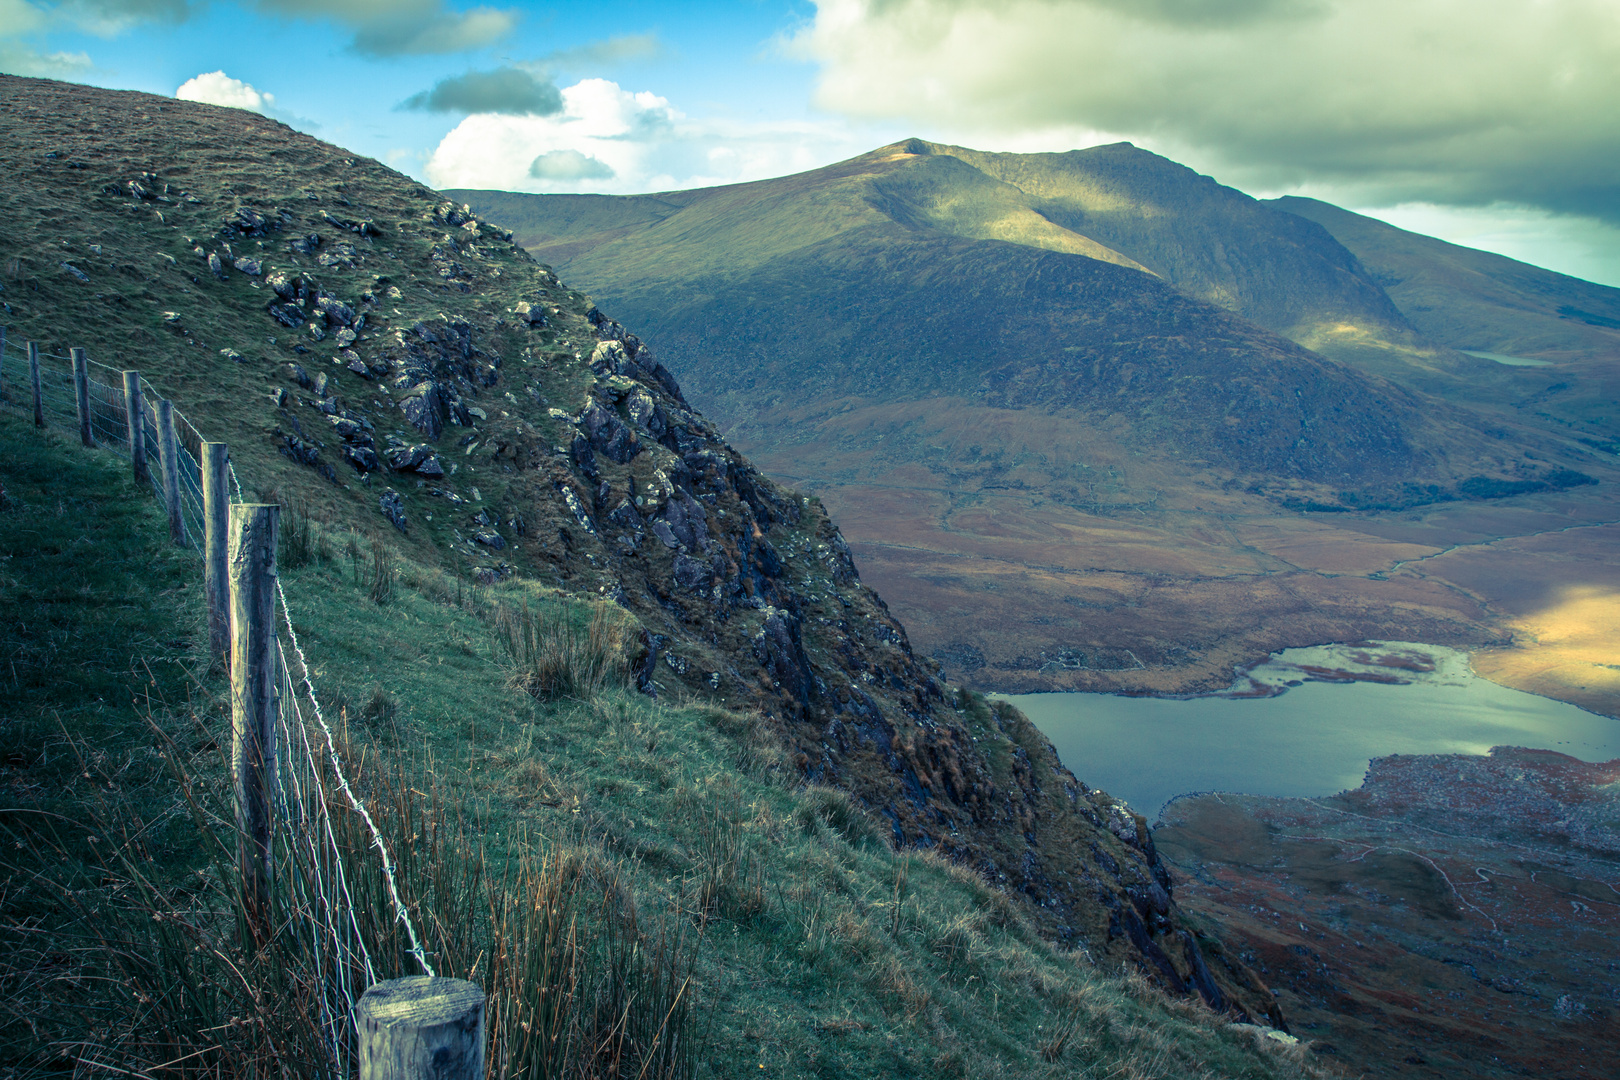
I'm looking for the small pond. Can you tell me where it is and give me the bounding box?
[1462,350,1553,367]
[997,642,1620,820]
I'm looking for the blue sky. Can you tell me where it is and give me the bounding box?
[5,0,1619,286]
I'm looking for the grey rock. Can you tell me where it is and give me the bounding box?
[334,327,357,347]
[473,529,505,550]
[312,373,328,397]
[207,252,227,280]
[307,322,326,342]
[267,303,304,328]
[344,445,380,472]
[579,403,640,464]
[649,519,680,549]
[229,207,270,236]
[415,455,445,478]
[346,355,369,377]
[379,489,407,532]
[233,256,263,276]
[317,296,355,326]
[60,262,89,283]
[329,416,364,441]
[608,498,644,531]
[266,271,297,300]
[399,383,443,439]
[672,552,714,591]
[288,233,321,256]
[513,300,547,327]
[287,363,313,389]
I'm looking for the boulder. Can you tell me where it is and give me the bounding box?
[233,256,263,276]
[579,403,640,464]
[672,552,713,592]
[268,303,303,328]
[473,529,506,550]
[378,489,407,532]
[344,445,380,472]
[207,252,227,280]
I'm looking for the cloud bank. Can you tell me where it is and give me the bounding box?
[424,78,873,195]
[400,66,561,115]
[795,0,1620,222]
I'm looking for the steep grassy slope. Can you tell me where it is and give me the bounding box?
[1,414,1333,1079]
[0,73,1295,1040]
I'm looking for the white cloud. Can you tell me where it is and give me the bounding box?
[423,77,876,195]
[794,0,1620,224]
[176,70,274,113]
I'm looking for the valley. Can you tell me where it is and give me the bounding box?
[455,139,1620,720]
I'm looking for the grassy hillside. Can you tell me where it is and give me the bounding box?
[0,413,1328,1079]
[0,73,1318,1070]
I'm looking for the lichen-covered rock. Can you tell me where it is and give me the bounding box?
[378,489,407,532]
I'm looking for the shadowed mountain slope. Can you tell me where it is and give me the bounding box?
[0,74,1298,1028]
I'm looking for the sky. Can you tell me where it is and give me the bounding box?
[3,0,1619,286]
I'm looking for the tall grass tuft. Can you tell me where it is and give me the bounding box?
[1,710,697,1080]
[494,601,633,702]
[368,542,396,605]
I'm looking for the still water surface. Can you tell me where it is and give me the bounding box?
[998,642,1620,820]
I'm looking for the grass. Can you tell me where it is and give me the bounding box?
[0,409,1330,1079]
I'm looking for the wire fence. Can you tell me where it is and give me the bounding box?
[0,330,432,1075]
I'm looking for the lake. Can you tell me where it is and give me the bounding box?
[997,642,1620,820]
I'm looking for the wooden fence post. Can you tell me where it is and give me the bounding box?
[357,977,485,1080]
[157,399,188,546]
[71,347,92,448]
[229,503,280,940]
[28,342,42,428]
[123,371,148,484]
[203,443,230,663]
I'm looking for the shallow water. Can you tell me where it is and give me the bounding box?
[1462,349,1553,367]
[997,642,1620,820]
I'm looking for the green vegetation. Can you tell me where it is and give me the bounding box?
[1,411,1325,1078]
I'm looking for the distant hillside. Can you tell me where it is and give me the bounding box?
[1272,196,1620,453]
[0,74,1289,1027]
[451,141,1620,705]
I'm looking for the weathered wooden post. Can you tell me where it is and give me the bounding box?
[202,442,230,663]
[229,503,280,941]
[123,371,148,484]
[356,978,485,1080]
[71,347,93,447]
[28,341,43,428]
[157,399,188,546]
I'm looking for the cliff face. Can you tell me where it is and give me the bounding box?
[0,74,1280,1023]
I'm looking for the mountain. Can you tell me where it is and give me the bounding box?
[451,142,1618,712]
[1271,196,1620,454]
[0,74,1294,1038]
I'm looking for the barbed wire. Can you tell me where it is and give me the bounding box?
[275,577,437,980]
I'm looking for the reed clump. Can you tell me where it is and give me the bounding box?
[494,601,634,702]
